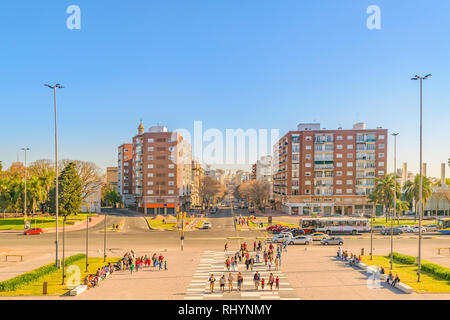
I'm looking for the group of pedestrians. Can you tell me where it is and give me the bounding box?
[211,240,282,294]
[115,250,168,274]
[83,261,116,289]
[337,247,361,266]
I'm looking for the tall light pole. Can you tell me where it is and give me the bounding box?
[390,133,399,270]
[45,83,64,268]
[21,148,30,227]
[411,74,431,282]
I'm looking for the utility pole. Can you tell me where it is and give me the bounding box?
[62,216,66,285]
[411,74,431,282]
[104,212,107,262]
[390,133,399,270]
[21,148,30,228]
[85,200,91,272]
[45,83,64,269]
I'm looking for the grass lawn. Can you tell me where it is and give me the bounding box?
[372,218,434,227]
[0,213,97,230]
[361,255,450,293]
[145,218,176,230]
[1,257,119,296]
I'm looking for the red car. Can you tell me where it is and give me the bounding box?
[24,228,43,235]
[266,224,282,232]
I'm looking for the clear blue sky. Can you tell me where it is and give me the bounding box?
[1,1,449,177]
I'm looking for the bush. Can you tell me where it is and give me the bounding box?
[0,254,85,292]
[421,262,450,281]
[387,252,416,265]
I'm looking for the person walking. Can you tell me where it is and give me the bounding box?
[275,276,280,290]
[209,274,216,293]
[130,260,135,274]
[253,271,260,290]
[261,278,265,290]
[268,259,272,271]
[275,257,279,271]
[253,241,257,252]
[237,272,243,292]
[250,257,254,271]
[231,257,236,271]
[228,273,234,292]
[220,275,226,293]
[269,273,274,291]
[224,242,228,252]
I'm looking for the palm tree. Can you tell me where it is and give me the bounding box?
[403,174,433,221]
[432,189,450,223]
[374,174,400,223]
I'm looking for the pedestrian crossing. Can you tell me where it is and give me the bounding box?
[184,250,300,300]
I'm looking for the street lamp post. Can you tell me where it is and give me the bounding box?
[85,201,91,272]
[390,133,399,270]
[45,83,64,268]
[411,74,431,282]
[104,211,107,262]
[21,148,30,228]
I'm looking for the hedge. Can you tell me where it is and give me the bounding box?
[0,254,85,292]
[387,252,415,265]
[421,262,450,281]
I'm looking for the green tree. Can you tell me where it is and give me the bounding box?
[403,174,432,221]
[104,189,121,208]
[373,174,401,223]
[49,162,82,217]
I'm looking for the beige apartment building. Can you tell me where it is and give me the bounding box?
[118,143,134,206]
[119,123,193,214]
[273,122,388,216]
[105,167,119,192]
[191,160,204,208]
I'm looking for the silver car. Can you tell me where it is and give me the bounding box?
[272,233,293,243]
[288,236,312,245]
[321,237,344,245]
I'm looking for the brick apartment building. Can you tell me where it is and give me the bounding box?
[273,122,388,216]
[118,123,193,214]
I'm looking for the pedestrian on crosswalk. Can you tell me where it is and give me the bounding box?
[253,271,261,290]
[253,241,257,251]
[228,273,234,292]
[269,273,274,291]
[261,277,265,290]
[209,274,216,293]
[220,275,226,292]
[237,272,243,291]
[276,276,280,290]
[275,256,279,271]
[231,257,236,271]
[268,259,272,271]
[250,257,254,271]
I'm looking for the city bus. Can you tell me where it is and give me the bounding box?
[437,218,450,234]
[299,217,370,235]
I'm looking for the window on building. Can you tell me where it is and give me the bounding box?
[148,147,154,152]
[147,181,153,186]
[337,153,343,158]
[347,144,353,149]
[305,172,311,176]
[379,153,384,158]
[168,181,175,186]
[147,190,153,195]
[337,136,343,141]
[124,162,129,166]
[336,171,342,176]
[336,180,342,185]
[347,153,353,158]
[168,164,175,169]
[336,189,342,194]
[305,136,312,141]
[347,135,353,140]
[378,161,384,166]
[346,189,352,194]
[305,145,312,150]
[337,162,342,167]
[379,144,385,149]
[379,135,385,140]
[346,180,352,185]
[305,163,311,168]
[147,164,153,169]
[147,156,153,161]
[168,190,174,195]
[168,173,175,177]
[147,173,153,178]
[148,139,154,143]
[124,156,129,160]
[347,171,353,176]
[305,180,311,185]
[306,154,311,160]
[378,171,385,176]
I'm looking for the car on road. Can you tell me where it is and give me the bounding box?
[372,225,385,232]
[381,227,403,235]
[410,225,426,233]
[201,221,212,229]
[397,225,413,233]
[320,236,343,245]
[311,232,327,241]
[425,224,438,232]
[266,224,282,232]
[271,233,293,243]
[24,228,43,235]
[288,236,312,245]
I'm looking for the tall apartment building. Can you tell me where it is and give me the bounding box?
[273,122,388,216]
[105,167,119,192]
[118,123,193,214]
[191,160,204,208]
[118,143,134,206]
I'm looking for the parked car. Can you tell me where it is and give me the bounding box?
[398,225,413,233]
[320,237,344,245]
[289,236,312,245]
[425,224,438,232]
[271,233,293,243]
[372,225,385,232]
[381,227,402,235]
[311,232,328,241]
[410,225,426,233]
[266,224,282,232]
[24,228,43,235]
[201,221,212,229]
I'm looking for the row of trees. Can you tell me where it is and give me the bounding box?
[0,159,103,215]
[369,173,450,223]
[198,176,227,211]
[234,180,271,210]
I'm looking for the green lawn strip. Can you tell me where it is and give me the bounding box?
[145,218,176,230]
[0,213,97,230]
[195,218,206,229]
[373,218,434,227]
[0,256,119,296]
[361,255,450,293]
[0,254,85,292]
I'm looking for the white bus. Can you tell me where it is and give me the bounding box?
[300,217,370,235]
